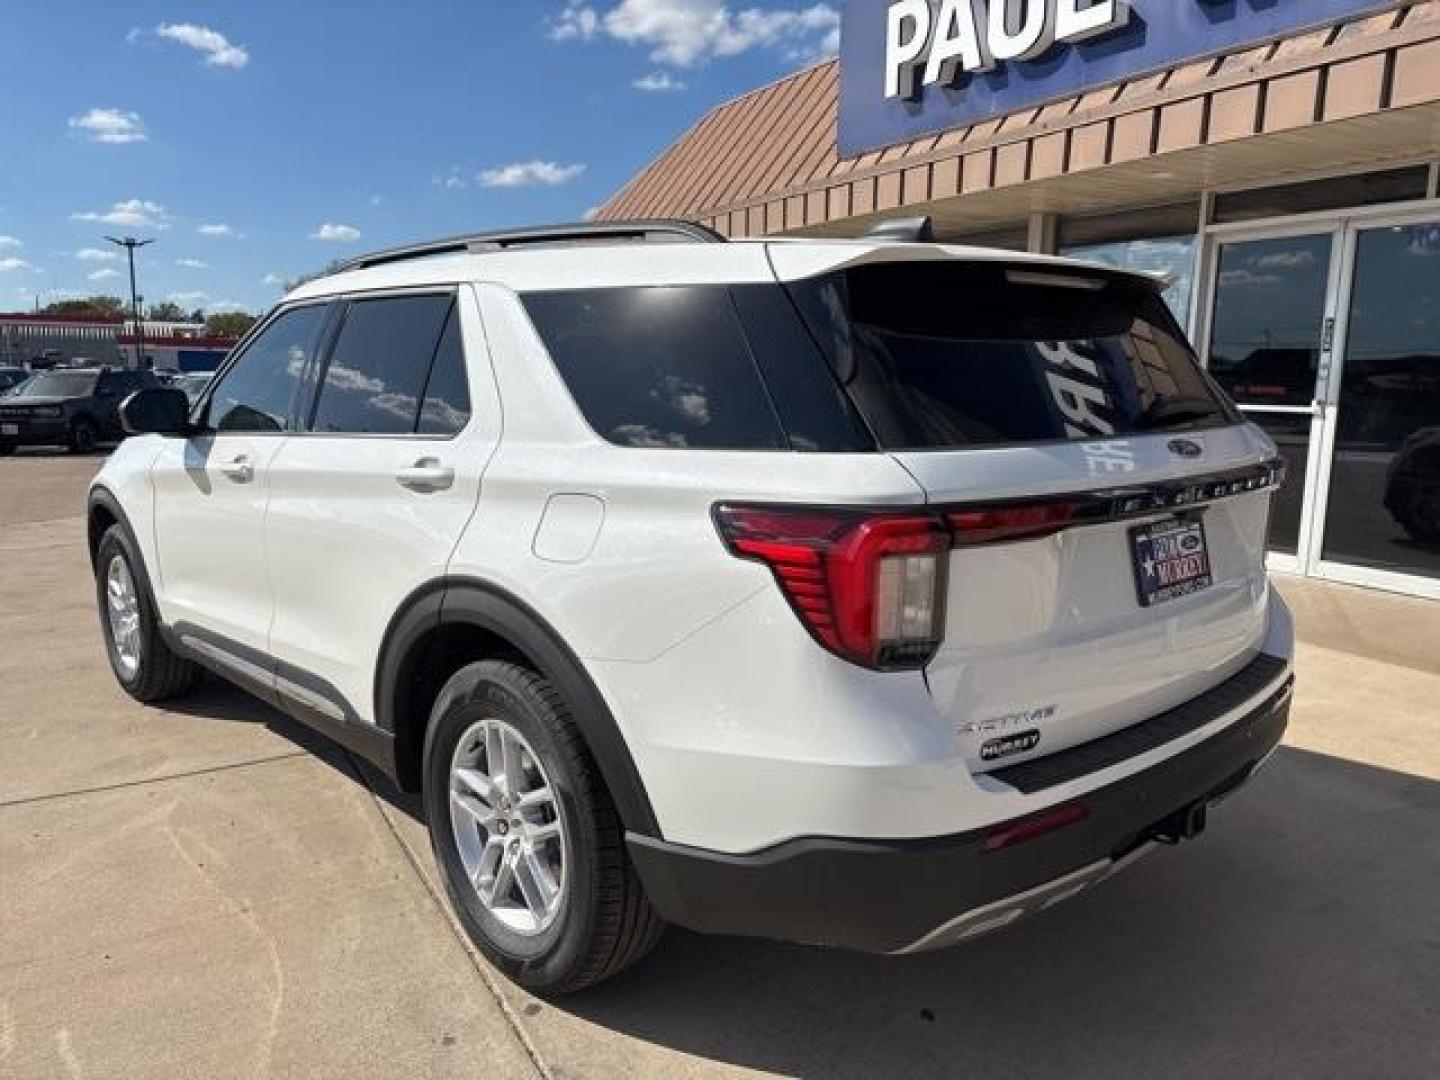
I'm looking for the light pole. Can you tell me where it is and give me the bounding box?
[105,235,153,369]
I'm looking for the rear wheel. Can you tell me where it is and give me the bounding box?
[423,660,663,995]
[95,526,203,702]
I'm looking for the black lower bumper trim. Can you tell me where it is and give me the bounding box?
[628,667,1291,954]
[992,653,1289,794]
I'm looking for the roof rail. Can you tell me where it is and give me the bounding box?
[335,219,725,273]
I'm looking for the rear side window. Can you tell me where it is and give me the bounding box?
[522,286,786,450]
[788,262,1239,451]
[209,304,329,432]
[311,294,454,435]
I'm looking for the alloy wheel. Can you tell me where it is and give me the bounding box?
[105,554,142,679]
[448,717,568,936]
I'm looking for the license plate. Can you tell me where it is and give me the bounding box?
[1,423,16,435]
[1130,517,1212,607]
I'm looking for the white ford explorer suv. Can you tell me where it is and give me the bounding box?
[89,219,1294,994]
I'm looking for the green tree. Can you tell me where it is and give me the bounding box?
[146,301,188,322]
[41,295,125,319]
[204,310,257,338]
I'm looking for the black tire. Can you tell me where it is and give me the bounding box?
[69,417,98,454]
[95,525,203,702]
[1392,484,1440,544]
[423,660,663,995]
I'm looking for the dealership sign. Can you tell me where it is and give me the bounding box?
[839,0,1402,156]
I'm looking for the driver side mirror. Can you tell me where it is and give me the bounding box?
[120,387,192,436]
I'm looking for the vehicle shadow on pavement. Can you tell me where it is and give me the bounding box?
[557,748,1440,1080]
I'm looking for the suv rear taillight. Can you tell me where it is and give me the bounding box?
[713,505,949,671]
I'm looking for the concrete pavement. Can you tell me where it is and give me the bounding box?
[2,451,1438,1079]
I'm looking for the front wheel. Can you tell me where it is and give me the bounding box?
[69,417,98,454]
[95,526,203,701]
[422,660,663,995]
[1392,482,1440,543]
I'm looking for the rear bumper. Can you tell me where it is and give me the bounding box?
[627,665,1292,954]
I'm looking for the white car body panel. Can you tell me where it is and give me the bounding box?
[148,432,286,653]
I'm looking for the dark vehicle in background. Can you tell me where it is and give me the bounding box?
[1386,427,1440,543]
[0,367,27,395]
[0,368,158,455]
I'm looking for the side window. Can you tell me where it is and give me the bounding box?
[521,286,786,449]
[310,294,453,435]
[208,305,329,432]
[417,305,471,435]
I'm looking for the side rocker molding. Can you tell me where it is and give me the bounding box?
[377,577,662,839]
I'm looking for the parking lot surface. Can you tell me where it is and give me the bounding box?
[3,451,1439,1079]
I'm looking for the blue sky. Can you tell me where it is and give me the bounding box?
[0,1,839,316]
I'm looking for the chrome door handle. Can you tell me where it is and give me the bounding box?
[217,455,253,482]
[396,459,455,492]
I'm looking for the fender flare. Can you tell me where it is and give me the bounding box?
[87,485,149,586]
[375,576,662,839]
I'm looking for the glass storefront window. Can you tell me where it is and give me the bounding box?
[1060,235,1197,326]
[1206,234,1333,409]
[1322,222,1440,580]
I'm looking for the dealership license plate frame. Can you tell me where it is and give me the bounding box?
[1129,515,1214,608]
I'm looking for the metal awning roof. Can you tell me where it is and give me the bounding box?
[598,3,1440,238]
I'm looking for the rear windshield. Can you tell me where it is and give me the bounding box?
[787,262,1239,450]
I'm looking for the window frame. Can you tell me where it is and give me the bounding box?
[192,299,338,435]
[296,286,470,441]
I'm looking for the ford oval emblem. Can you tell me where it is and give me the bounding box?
[1168,439,1204,459]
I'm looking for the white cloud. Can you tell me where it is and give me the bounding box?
[310,222,362,242]
[583,206,601,221]
[0,236,22,250]
[549,3,601,40]
[207,299,249,313]
[88,268,121,281]
[175,257,210,269]
[197,223,240,239]
[261,273,285,286]
[168,290,209,305]
[69,107,147,144]
[550,1,840,68]
[71,198,170,230]
[0,257,32,272]
[74,247,117,263]
[433,168,469,191]
[479,160,587,188]
[154,23,249,69]
[633,70,686,91]
[369,194,384,206]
